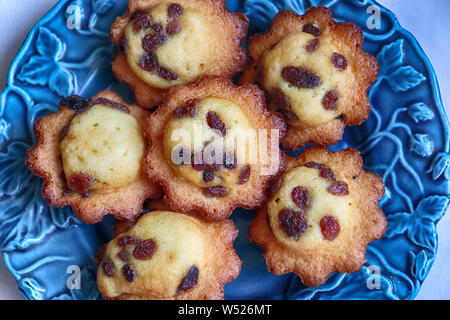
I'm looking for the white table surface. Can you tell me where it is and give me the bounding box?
[0,0,449,300]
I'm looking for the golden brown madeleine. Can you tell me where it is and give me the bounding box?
[241,7,379,150]
[110,0,248,108]
[97,209,241,300]
[249,146,386,286]
[26,90,162,223]
[144,76,286,221]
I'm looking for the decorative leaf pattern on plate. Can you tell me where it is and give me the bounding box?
[385,196,447,251]
[0,119,10,146]
[408,102,434,123]
[428,152,450,180]
[376,39,426,92]
[91,0,116,15]
[17,56,54,86]
[387,66,426,92]
[0,142,79,252]
[376,39,404,73]
[17,27,74,97]
[409,134,433,158]
[410,250,431,282]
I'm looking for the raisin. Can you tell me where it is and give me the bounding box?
[291,186,310,209]
[206,111,227,136]
[306,38,320,53]
[143,33,167,52]
[152,24,163,33]
[302,23,321,36]
[322,90,339,110]
[117,236,139,248]
[130,10,147,20]
[176,266,198,296]
[133,239,157,260]
[202,167,215,183]
[117,249,130,262]
[102,259,115,277]
[168,3,184,18]
[270,88,297,120]
[331,53,347,71]
[239,165,251,184]
[139,51,159,71]
[166,20,181,35]
[173,99,197,118]
[203,186,227,197]
[89,97,130,113]
[283,110,298,121]
[184,99,199,117]
[282,66,321,88]
[122,264,137,282]
[320,168,336,181]
[278,209,307,240]
[191,152,205,171]
[305,161,327,171]
[203,148,222,171]
[224,153,237,170]
[67,172,96,193]
[60,95,89,111]
[157,66,178,80]
[328,181,349,196]
[132,13,152,32]
[320,216,340,240]
[173,106,186,118]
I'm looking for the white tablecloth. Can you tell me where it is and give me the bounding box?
[0,0,449,300]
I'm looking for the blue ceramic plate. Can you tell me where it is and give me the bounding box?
[0,0,449,300]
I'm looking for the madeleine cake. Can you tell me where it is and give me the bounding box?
[249,146,387,286]
[241,7,379,150]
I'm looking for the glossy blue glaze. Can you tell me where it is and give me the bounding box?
[0,0,448,300]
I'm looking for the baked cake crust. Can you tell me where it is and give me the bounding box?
[26,90,162,224]
[97,209,242,300]
[144,76,286,221]
[248,146,387,286]
[110,0,248,109]
[241,7,379,150]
